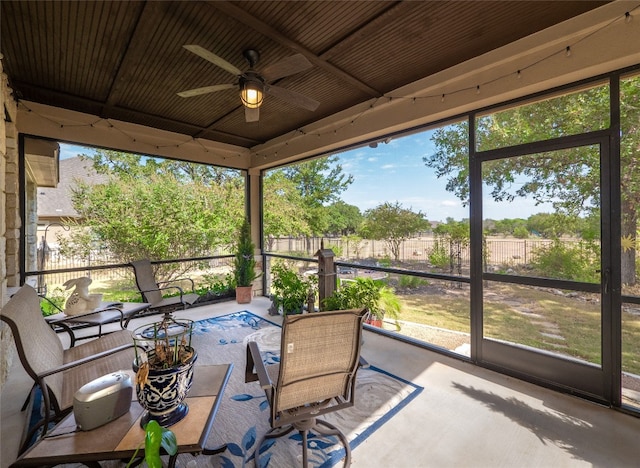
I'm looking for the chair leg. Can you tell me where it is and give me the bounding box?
[302,429,309,468]
[260,420,350,467]
[314,420,351,467]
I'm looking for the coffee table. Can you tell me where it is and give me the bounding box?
[12,364,232,467]
[45,302,151,346]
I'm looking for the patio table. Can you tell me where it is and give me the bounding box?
[11,363,233,468]
[45,301,150,347]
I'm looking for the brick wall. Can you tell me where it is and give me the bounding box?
[1,56,19,387]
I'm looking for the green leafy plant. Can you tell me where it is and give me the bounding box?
[530,239,599,283]
[270,263,316,315]
[234,219,260,287]
[323,277,401,327]
[397,275,429,289]
[40,287,66,316]
[126,420,177,468]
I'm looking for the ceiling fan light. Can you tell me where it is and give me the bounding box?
[240,76,264,109]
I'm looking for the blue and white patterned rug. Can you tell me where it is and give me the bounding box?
[187,311,423,468]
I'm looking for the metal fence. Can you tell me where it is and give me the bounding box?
[267,236,597,268]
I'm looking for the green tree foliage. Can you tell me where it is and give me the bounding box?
[325,201,362,235]
[263,171,310,250]
[279,156,354,251]
[361,202,429,261]
[525,213,575,238]
[485,218,527,237]
[64,151,243,281]
[433,218,470,274]
[530,239,600,283]
[425,77,640,284]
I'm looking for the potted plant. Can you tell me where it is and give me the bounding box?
[270,262,316,315]
[322,277,401,329]
[233,218,260,304]
[132,316,197,427]
[126,420,177,468]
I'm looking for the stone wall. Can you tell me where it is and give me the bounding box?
[1,56,19,388]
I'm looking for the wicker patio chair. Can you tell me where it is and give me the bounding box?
[245,308,368,467]
[0,285,136,454]
[131,259,199,317]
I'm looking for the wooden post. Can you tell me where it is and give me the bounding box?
[315,242,336,311]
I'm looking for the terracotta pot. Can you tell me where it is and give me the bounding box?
[366,318,383,328]
[236,285,253,304]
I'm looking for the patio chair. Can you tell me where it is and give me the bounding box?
[0,285,137,454]
[245,308,368,467]
[131,259,199,317]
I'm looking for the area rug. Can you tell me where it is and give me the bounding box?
[183,311,423,468]
[25,311,422,467]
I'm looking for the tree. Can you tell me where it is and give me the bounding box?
[526,213,573,239]
[262,171,310,250]
[361,202,429,261]
[425,76,640,284]
[433,218,470,274]
[325,201,362,236]
[279,156,354,251]
[62,151,244,281]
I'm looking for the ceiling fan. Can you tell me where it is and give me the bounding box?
[178,45,320,122]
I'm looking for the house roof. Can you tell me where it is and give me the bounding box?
[37,157,107,219]
[1,1,609,153]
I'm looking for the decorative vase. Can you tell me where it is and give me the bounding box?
[236,285,253,304]
[133,348,197,427]
[132,318,197,427]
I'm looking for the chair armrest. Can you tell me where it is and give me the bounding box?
[139,285,187,301]
[158,277,195,293]
[245,341,273,390]
[37,343,137,379]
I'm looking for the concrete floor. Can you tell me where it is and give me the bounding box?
[2,296,640,467]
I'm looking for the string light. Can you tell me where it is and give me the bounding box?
[16,7,637,163]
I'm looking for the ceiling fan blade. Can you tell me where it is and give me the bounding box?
[177,84,235,98]
[245,106,260,122]
[183,45,243,76]
[261,54,313,82]
[265,85,320,111]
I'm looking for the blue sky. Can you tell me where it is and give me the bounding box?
[60,139,548,223]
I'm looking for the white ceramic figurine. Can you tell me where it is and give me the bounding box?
[63,277,101,315]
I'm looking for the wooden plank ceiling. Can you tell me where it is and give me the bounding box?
[1,1,609,149]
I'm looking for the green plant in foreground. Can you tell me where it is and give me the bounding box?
[126,420,177,468]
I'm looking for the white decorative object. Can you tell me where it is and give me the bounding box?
[63,277,100,315]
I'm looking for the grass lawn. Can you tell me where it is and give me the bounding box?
[396,283,640,375]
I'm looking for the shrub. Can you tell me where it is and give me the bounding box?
[428,241,449,269]
[530,239,599,282]
[41,287,66,316]
[398,275,429,289]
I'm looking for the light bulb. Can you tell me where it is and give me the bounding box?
[625,12,632,23]
[565,46,571,57]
